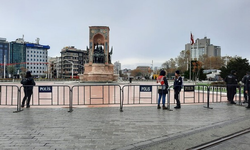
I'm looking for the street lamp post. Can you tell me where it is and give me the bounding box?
[65,59,74,79]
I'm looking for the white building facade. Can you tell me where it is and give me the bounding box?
[26,43,50,77]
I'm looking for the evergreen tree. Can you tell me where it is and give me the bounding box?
[220,57,250,81]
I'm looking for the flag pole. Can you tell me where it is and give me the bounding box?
[189,45,192,80]
[190,33,194,81]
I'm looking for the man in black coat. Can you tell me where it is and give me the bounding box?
[173,70,182,109]
[224,70,238,104]
[244,72,250,108]
[242,72,250,103]
[21,71,36,108]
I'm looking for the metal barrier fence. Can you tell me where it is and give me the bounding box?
[71,84,121,106]
[0,85,20,106]
[0,84,246,113]
[20,85,71,106]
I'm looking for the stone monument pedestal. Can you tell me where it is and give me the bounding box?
[79,64,118,82]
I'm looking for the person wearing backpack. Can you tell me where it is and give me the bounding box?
[173,70,182,109]
[21,71,36,108]
[156,70,169,109]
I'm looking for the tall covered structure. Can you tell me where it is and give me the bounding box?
[80,26,117,82]
[0,38,9,78]
[60,46,88,78]
[9,37,50,78]
[9,38,26,77]
[114,61,121,74]
[185,37,221,60]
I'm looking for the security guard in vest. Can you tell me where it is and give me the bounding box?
[173,70,182,109]
[224,70,238,104]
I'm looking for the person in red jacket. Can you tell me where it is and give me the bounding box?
[156,70,169,109]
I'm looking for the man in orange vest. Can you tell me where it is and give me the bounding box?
[157,70,169,109]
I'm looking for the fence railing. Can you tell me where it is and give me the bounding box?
[0,84,246,113]
[71,84,121,106]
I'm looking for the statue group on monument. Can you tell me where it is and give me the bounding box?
[87,43,112,64]
[93,43,105,63]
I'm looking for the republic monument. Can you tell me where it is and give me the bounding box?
[79,26,117,82]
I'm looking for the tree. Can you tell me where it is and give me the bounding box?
[199,55,225,69]
[184,64,206,81]
[131,69,143,77]
[162,58,177,75]
[191,60,203,81]
[7,65,15,78]
[176,50,190,73]
[161,61,170,70]
[220,56,250,81]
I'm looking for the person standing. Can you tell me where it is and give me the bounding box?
[21,71,36,108]
[156,70,169,109]
[173,70,182,109]
[224,70,238,104]
[245,73,250,108]
[242,72,250,103]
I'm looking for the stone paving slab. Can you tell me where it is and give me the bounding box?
[0,103,250,150]
[206,132,250,150]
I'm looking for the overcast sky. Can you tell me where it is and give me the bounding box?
[1,0,249,69]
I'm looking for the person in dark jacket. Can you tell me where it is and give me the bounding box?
[173,70,182,109]
[156,70,169,109]
[245,73,250,108]
[224,70,238,104]
[242,72,250,103]
[21,71,36,108]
